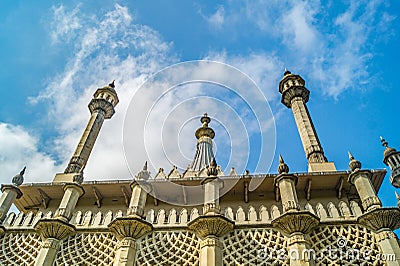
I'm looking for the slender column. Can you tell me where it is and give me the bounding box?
[0,168,24,222]
[54,183,85,221]
[287,233,315,266]
[348,153,381,211]
[110,164,153,266]
[279,71,326,164]
[34,238,61,266]
[199,236,223,266]
[202,158,222,215]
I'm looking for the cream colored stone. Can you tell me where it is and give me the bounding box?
[308,162,336,172]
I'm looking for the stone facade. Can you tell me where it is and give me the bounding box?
[1,74,400,266]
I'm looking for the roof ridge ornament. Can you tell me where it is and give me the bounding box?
[348,151,361,172]
[277,155,289,174]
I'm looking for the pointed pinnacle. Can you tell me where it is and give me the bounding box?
[348,151,354,161]
[109,80,115,88]
[380,136,388,147]
[284,68,291,76]
[20,166,26,176]
[279,154,284,164]
[143,161,148,171]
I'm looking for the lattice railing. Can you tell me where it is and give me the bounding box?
[222,228,289,265]
[55,232,117,265]
[0,232,42,266]
[310,224,383,265]
[136,230,200,265]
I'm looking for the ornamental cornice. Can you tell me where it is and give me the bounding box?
[357,207,400,231]
[272,211,319,235]
[108,216,153,240]
[281,86,310,108]
[34,218,75,240]
[188,214,234,238]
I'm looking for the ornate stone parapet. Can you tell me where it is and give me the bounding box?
[272,211,320,236]
[109,216,153,266]
[348,169,381,211]
[357,207,400,231]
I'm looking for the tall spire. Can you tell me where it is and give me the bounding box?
[279,71,327,165]
[63,81,119,175]
[380,136,400,188]
[191,113,215,171]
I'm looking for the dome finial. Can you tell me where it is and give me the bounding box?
[12,166,26,186]
[348,151,361,172]
[195,113,215,139]
[284,68,291,76]
[278,155,289,174]
[109,80,115,88]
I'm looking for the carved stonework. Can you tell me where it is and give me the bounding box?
[362,195,381,210]
[108,216,153,240]
[200,235,222,249]
[288,232,309,245]
[0,226,4,237]
[42,238,60,249]
[188,215,234,238]
[375,229,398,242]
[203,203,221,215]
[358,207,400,231]
[89,98,114,119]
[116,237,136,249]
[272,211,319,235]
[127,206,144,217]
[34,218,75,240]
[282,200,300,212]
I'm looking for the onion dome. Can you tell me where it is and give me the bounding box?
[348,151,361,172]
[12,167,26,186]
[278,155,289,174]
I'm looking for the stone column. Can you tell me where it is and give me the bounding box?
[54,183,85,222]
[358,208,400,265]
[34,219,75,266]
[348,153,381,211]
[0,168,25,222]
[202,158,222,215]
[109,164,153,266]
[272,212,319,266]
[275,156,300,212]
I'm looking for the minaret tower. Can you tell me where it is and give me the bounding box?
[191,113,215,171]
[279,70,336,172]
[54,81,119,182]
[380,137,400,188]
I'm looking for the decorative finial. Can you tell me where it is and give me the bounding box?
[380,136,389,147]
[136,161,150,180]
[195,113,215,139]
[284,68,291,76]
[348,151,361,172]
[12,166,26,186]
[109,80,115,88]
[278,155,289,174]
[207,158,218,176]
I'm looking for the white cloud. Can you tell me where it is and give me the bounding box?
[50,4,82,44]
[0,123,60,183]
[205,5,225,30]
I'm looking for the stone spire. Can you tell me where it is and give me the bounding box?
[279,71,328,165]
[191,113,215,171]
[380,137,400,188]
[278,155,289,174]
[63,81,119,175]
[348,151,361,172]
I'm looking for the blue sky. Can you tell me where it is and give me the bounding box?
[0,0,400,208]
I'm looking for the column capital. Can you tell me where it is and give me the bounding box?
[274,173,298,187]
[1,184,22,199]
[108,216,153,240]
[348,169,372,184]
[358,207,400,231]
[34,218,75,240]
[88,98,115,119]
[272,211,319,236]
[188,214,234,238]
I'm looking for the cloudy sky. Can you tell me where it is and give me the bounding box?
[0,1,399,207]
